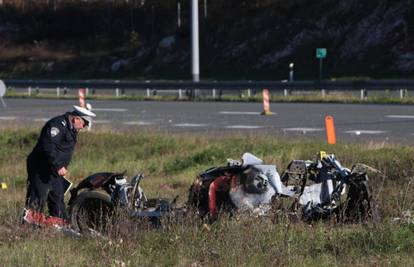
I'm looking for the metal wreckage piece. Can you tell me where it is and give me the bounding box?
[67,151,371,234]
[187,152,372,222]
[68,172,183,234]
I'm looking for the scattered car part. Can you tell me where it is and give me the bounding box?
[68,151,372,233]
[68,172,179,233]
[188,152,371,222]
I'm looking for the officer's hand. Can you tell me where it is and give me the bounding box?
[58,167,68,177]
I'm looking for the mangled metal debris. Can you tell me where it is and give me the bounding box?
[68,172,182,234]
[188,151,371,222]
[67,151,372,234]
[393,210,414,225]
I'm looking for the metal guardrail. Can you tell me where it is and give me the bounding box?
[4,79,414,90]
[3,79,414,99]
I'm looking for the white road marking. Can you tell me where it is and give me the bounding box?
[34,118,49,122]
[174,123,207,127]
[124,121,155,126]
[385,115,414,119]
[283,127,323,132]
[0,116,16,120]
[92,108,127,112]
[33,118,110,124]
[226,125,263,129]
[93,120,111,124]
[345,130,388,135]
[219,111,262,115]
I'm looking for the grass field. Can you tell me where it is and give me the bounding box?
[0,129,413,266]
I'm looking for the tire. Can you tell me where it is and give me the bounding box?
[69,190,114,233]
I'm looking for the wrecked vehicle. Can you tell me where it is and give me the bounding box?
[68,172,179,233]
[68,151,371,233]
[187,152,371,222]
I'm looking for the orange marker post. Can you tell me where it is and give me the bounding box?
[325,115,336,145]
[261,89,273,115]
[78,88,86,108]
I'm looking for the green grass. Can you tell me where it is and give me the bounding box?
[0,129,413,266]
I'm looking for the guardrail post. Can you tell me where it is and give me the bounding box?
[284,89,289,97]
[400,89,406,99]
[28,86,31,96]
[57,87,60,97]
[321,89,326,98]
[85,88,89,96]
[178,89,183,99]
[116,88,119,97]
[146,88,150,97]
[247,81,253,97]
[360,89,367,100]
[212,89,216,99]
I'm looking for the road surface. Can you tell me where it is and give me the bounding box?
[1,98,414,144]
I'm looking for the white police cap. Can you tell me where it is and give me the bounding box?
[72,105,96,126]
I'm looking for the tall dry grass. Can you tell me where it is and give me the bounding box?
[0,129,412,266]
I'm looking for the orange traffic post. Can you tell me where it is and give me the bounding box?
[325,115,336,145]
[78,88,86,108]
[261,88,273,115]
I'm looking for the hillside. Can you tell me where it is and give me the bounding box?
[0,0,413,80]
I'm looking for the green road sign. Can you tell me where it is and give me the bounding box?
[316,48,327,59]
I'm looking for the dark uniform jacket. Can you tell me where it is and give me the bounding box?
[27,113,78,178]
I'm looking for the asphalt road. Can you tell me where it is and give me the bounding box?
[1,98,414,145]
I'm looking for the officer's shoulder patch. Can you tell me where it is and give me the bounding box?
[50,127,60,137]
[61,120,66,127]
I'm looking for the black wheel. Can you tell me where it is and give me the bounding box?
[69,190,114,233]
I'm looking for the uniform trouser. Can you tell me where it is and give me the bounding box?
[25,158,66,219]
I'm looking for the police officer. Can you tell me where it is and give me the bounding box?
[23,105,96,226]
